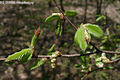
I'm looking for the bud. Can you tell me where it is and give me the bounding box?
[60,13,64,20]
[54,51,62,56]
[35,27,40,36]
[96,62,104,68]
[52,13,64,20]
[51,63,56,68]
[95,57,102,62]
[51,58,56,63]
[102,59,110,63]
[42,58,48,62]
[84,30,90,43]
[51,54,57,58]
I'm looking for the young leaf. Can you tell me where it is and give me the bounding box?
[56,20,62,36]
[65,10,77,16]
[30,44,56,70]
[30,60,44,70]
[48,44,55,53]
[30,43,55,70]
[5,48,32,63]
[96,15,106,22]
[19,52,32,63]
[84,24,103,38]
[31,27,40,48]
[74,26,87,51]
[45,15,60,22]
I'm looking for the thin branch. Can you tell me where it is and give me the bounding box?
[90,42,120,54]
[0,52,94,61]
[81,58,120,80]
[53,0,77,30]
[81,68,103,80]
[89,42,102,52]
[102,50,120,54]
[109,58,120,63]
[53,0,120,55]
[0,58,6,61]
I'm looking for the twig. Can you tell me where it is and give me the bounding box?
[0,52,94,61]
[53,0,120,55]
[102,50,120,54]
[89,42,102,52]
[109,58,120,63]
[0,58,6,61]
[53,0,77,30]
[81,58,120,80]
[81,68,103,80]
[90,42,120,54]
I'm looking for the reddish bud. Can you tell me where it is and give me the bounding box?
[35,27,40,36]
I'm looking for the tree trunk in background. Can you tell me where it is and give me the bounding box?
[48,0,52,7]
[59,0,65,11]
[96,0,103,25]
[84,0,88,23]
[96,0,102,15]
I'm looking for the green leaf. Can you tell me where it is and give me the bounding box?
[65,10,77,16]
[45,15,60,22]
[56,20,61,35]
[31,27,40,48]
[30,43,55,70]
[85,24,103,38]
[5,48,32,63]
[48,44,55,53]
[96,15,106,22]
[103,66,113,70]
[5,61,16,65]
[80,56,87,67]
[30,44,55,70]
[74,26,87,51]
[31,35,37,48]
[19,52,32,63]
[30,60,44,70]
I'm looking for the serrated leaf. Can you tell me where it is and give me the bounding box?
[30,60,44,70]
[5,48,32,63]
[19,52,32,63]
[45,15,60,22]
[65,10,77,16]
[74,27,87,51]
[85,24,103,38]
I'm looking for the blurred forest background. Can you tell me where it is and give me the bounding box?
[0,0,120,80]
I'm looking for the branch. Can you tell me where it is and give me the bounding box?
[90,42,120,54]
[53,0,120,55]
[53,0,77,30]
[0,52,94,61]
[0,58,6,61]
[81,68,103,80]
[102,50,120,54]
[109,58,120,63]
[81,58,120,80]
